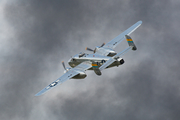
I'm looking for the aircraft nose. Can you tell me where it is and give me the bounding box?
[68,57,76,63]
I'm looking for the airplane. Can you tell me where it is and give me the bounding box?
[35,21,142,96]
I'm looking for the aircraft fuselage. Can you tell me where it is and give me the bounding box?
[68,53,124,70]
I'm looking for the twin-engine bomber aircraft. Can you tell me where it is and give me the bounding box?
[35,21,142,96]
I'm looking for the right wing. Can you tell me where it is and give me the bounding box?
[35,61,92,96]
[103,21,142,49]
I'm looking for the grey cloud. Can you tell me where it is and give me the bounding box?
[0,0,180,120]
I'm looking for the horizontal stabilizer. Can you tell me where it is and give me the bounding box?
[125,35,137,51]
[92,63,102,76]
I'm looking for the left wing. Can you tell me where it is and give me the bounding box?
[35,61,92,96]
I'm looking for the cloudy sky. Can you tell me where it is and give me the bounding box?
[1,0,180,120]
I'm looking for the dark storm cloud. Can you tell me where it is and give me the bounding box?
[4,0,84,53]
[1,0,180,120]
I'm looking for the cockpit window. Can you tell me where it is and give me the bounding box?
[71,58,75,61]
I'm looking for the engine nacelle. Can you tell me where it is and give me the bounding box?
[72,71,87,79]
[95,47,117,57]
[106,58,125,68]
[107,51,117,57]
[116,58,125,65]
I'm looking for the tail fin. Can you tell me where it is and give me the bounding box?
[125,35,137,51]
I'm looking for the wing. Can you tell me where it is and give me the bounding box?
[35,69,79,96]
[74,61,92,71]
[103,21,142,49]
[35,61,92,96]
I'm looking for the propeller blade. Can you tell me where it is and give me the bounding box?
[85,47,94,52]
[62,61,66,71]
[100,43,105,47]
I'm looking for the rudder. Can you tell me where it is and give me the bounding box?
[125,35,137,51]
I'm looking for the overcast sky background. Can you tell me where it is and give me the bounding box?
[0,0,180,120]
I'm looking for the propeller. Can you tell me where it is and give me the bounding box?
[62,61,66,71]
[62,61,71,73]
[100,43,105,47]
[85,43,105,53]
[85,47,94,52]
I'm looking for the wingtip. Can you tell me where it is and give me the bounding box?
[138,20,142,24]
[35,91,44,96]
[35,93,40,96]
